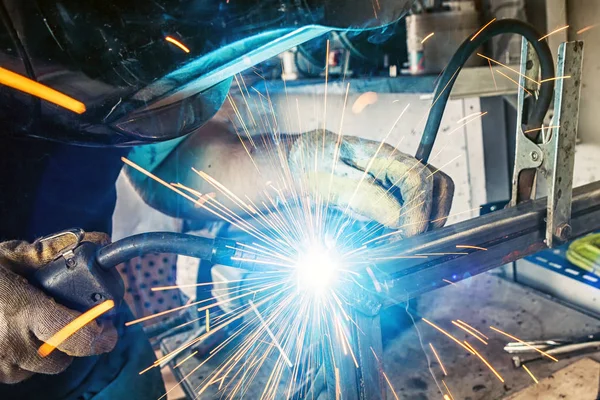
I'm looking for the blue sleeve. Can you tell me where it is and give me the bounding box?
[125,137,187,186]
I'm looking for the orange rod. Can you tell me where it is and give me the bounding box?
[38,300,114,357]
[0,67,86,114]
[166,36,190,53]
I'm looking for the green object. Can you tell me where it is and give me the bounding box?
[566,233,600,276]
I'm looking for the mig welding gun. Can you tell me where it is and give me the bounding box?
[32,230,264,313]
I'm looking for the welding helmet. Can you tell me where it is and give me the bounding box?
[0,0,411,146]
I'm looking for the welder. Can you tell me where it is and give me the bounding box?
[0,1,453,398]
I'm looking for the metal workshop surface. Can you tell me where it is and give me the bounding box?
[161,273,600,399]
[385,273,600,400]
[161,325,291,399]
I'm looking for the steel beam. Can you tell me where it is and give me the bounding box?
[371,181,600,306]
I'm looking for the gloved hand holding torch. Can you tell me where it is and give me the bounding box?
[0,233,117,384]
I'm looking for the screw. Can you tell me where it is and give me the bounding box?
[556,224,572,241]
[91,293,104,302]
[530,151,539,161]
[66,258,76,268]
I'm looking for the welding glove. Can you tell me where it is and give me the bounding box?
[0,232,118,384]
[288,130,454,238]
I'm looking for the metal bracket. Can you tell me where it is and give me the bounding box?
[510,40,584,247]
[540,41,584,247]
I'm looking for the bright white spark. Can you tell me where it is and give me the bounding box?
[295,240,341,295]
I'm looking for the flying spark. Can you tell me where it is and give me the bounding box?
[455,320,488,340]
[477,53,540,87]
[442,380,455,400]
[429,343,447,375]
[174,351,198,369]
[522,364,539,384]
[539,25,570,41]
[463,341,504,382]
[456,245,488,251]
[372,348,400,400]
[471,19,496,41]
[524,125,560,134]
[540,75,571,83]
[249,300,293,368]
[496,70,532,96]
[447,112,487,136]
[487,59,498,90]
[577,24,598,34]
[422,318,475,354]
[165,36,191,53]
[0,67,86,114]
[451,320,488,345]
[38,300,114,357]
[457,112,485,123]
[421,32,435,44]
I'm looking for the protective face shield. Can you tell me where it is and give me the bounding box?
[0,0,411,146]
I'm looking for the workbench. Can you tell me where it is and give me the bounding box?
[161,272,600,399]
[385,272,600,399]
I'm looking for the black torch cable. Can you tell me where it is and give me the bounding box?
[96,232,216,269]
[96,232,266,271]
[416,19,555,163]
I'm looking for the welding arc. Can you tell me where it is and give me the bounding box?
[417,19,555,162]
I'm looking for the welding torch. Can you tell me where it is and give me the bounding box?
[32,230,264,314]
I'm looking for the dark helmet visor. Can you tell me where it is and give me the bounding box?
[1,0,411,145]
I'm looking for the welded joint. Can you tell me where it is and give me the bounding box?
[337,281,383,317]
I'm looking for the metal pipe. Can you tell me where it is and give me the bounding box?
[374,181,600,305]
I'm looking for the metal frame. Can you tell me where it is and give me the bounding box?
[337,40,587,400]
[378,180,600,303]
[330,312,386,400]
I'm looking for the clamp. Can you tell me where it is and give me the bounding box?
[510,39,584,247]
